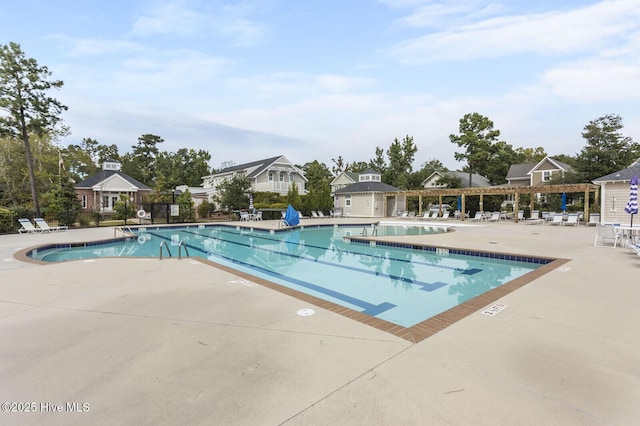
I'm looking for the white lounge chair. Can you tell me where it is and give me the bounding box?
[18,218,42,234]
[470,211,484,221]
[563,213,579,226]
[586,214,600,226]
[594,223,621,248]
[311,211,319,218]
[317,211,327,218]
[549,214,564,225]
[488,211,501,222]
[34,218,68,232]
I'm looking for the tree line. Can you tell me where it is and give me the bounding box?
[2,41,640,218]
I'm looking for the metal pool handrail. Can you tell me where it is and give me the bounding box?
[159,241,172,260]
[178,241,190,259]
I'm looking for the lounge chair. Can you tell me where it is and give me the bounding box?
[470,211,484,221]
[586,214,600,226]
[488,211,501,222]
[526,210,544,224]
[594,223,621,248]
[18,218,42,234]
[549,214,564,225]
[317,211,326,218]
[563,213,579,226]
[34,218,68,232]
[311,211,319,218]
[438,210,451,220]
[517,210,524,221]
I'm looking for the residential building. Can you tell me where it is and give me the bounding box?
[506,156,573,187]
[333,169,405,217]
[422,171,492,188]
[329,171,360,194]
[201,155,307,205]
[74,160,152,214]
[592,162,640,224]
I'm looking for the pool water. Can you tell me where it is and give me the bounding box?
[29,224,545,328]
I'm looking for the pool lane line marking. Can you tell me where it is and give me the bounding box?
[170,229,453,289]
[185,227,481,275]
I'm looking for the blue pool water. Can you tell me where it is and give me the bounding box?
[28,224,547,327]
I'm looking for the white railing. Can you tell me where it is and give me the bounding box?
[254,182,306,194]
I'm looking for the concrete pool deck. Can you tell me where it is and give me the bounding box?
[0,219,638,425]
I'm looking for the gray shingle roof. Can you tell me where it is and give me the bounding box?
[75,170,151,190]
[592,162,640,183]
[333,181,401,194]
[506,162,537,180]
[217,155,282,178]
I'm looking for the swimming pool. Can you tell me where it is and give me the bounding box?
[27,224,552,331]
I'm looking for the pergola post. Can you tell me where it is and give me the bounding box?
[584,189,590,223]
[461,194,466,221]
[514,193,520,223]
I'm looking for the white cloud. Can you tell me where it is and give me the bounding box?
[542,58,640,102]
[387,0,640,63]
[129,1,267,46]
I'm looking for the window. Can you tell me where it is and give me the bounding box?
[279,172,285,182]
[345,195,352,207]
[81,195,87,209]
[543,171,552,181]
[268,172,273,181]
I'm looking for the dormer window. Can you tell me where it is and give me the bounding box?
[102,160,121,171]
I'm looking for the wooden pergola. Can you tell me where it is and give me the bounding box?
[384,183,600,222]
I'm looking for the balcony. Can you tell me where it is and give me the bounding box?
[254,182,306,195]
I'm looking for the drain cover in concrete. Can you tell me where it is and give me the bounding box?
[297,308,316,316]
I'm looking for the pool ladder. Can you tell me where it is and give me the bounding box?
[361,224,378,237]
[159,241,190,260]
[114,225,135,237]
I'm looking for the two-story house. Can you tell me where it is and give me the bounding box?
[422,171,492,188]
[202,155,307,205]
[506,156,573,186]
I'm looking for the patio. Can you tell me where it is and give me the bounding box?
[0,219,638,425]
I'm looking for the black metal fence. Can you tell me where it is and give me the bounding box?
[0,202,196,235]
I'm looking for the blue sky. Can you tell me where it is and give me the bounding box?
[3,0,639,171]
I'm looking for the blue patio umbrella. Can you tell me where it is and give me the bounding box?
[249,193,254,212]
[284,204,300,226]
[561,193,567,212]
[624,175,638,226]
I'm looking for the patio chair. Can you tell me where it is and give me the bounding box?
[470,211,484,221]
[488,211,501,222]
[549,214,564,225]
[562,213,579,226]
[438,210,451,220]
[593,223,621,248]
[253,211,262,221]
[239,211,250,221]
[586,213,600,226]
[18,218,42,234]
[34,218,68,232]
